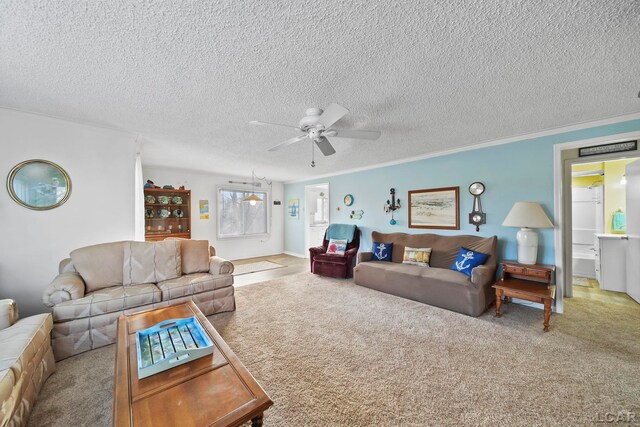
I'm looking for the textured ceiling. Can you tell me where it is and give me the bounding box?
[2,1,640,181]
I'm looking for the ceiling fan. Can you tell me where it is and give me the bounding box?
[250,103,381,167]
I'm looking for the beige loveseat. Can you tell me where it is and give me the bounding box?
[42,239,235,360]
[354,232,498,317]
[0,299,55,427]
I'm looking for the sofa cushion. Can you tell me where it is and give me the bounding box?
[313,253,351,265]
[157,273,232,300]
[123,240,182,285]
[180,240,210,274]
[0,314,52,374]
[0,313,53,426]
[451,247,490,277]
[70,241,126,292]
[52,284,161,321]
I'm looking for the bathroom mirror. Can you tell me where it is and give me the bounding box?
[6,159,72,210]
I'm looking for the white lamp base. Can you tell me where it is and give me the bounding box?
[516,227,538,265]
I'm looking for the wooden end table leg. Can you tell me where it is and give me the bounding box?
[251,414,264,427]
[495,289,503,318]
[543,299,551,332]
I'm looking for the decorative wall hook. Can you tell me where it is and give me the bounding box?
[384,188,401,225]
[350,209,364,220]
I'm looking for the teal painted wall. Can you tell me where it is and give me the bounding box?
[284,120,640,263]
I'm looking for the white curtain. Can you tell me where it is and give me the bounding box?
[134,152,145,241]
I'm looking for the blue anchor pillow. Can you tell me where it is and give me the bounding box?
[371,242,393,262]
[451,247,489,277]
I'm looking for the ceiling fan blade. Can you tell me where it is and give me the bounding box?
[250,120,301,131]
[326,129,381,140]
[315,137,336,156]
[268,134,308,151]
[317,103,349,129]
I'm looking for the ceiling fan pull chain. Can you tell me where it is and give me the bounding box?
[311,141,316,167]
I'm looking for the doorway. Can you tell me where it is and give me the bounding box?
[304,183,330,258]
[569,159,639,307]
[554,133,640,312]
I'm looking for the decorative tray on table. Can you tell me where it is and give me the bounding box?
[135,316,214,379]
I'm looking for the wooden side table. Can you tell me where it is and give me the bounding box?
[492,261,556,331]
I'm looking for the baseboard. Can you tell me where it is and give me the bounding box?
[284,251,307,259]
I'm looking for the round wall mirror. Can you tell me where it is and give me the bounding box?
[6,159,72,210]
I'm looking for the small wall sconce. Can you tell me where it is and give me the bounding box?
[384,188,401,225]
[468,182,486,232]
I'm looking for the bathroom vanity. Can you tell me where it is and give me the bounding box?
[596,234,627,292]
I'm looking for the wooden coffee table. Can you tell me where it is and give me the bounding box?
[113,301,273,426]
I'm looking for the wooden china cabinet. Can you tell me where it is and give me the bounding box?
[144,188,191,241]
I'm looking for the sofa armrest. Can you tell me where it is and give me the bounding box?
[42,272,86,307]
[345,247,358,259]
[209,256,234,276]
[471,265,497,288]
[0,299,19,330]
[358,252,373,263]
[309,246,325,256]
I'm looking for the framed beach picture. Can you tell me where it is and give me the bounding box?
[287,198,300,219]
[408,187,460,229]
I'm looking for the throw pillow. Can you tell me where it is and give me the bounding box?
[326,238,347,255]
[402,247,432,267]
[371,242,393,262]
[451,247,489,277]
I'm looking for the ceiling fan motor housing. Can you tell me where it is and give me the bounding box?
[299,108,324,131]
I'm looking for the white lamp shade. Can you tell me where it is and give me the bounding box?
[502,202,553,228]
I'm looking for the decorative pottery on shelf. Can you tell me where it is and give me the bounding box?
[171,196,183,204]
[145,208,154,218]
[145,195,156,204]
[158,209,171,218]
[157,196,170,205]
[172,208,184,218]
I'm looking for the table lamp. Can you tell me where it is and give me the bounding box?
[502,201,554,265]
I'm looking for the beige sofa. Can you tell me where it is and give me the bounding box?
[42,239,235,361]
[354,232,498,316]
[0,299,55,427]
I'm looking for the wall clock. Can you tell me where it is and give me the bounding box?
[468,182,486,232]
[344,194,354,206]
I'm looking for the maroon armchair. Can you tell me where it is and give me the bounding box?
[309,226,360,279]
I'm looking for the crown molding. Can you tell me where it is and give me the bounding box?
[285,111,640,184]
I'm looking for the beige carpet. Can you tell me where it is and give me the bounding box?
[28,273,640,426]
[233,260,285,275]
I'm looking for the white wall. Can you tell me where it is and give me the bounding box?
[143,166,284,260]
[0,109,137,316]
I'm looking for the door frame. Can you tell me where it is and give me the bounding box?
[553,131,640,313]
[304,183,330,258]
